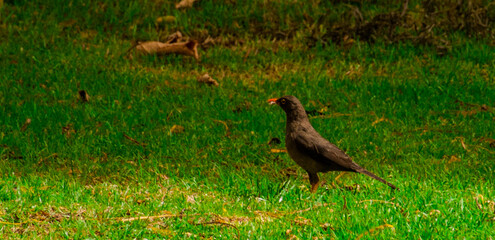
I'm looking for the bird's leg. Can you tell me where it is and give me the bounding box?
[308,172,320,193]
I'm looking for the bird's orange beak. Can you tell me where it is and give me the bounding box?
[267,98,278,105]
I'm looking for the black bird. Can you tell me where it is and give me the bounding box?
[268,95,397,192]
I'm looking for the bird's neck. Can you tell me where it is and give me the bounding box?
[285,109,309,130]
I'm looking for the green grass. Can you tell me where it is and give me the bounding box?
[1,0,495,239]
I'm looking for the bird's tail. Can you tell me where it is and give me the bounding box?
[356,168,398,190]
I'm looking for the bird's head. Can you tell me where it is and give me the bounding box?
[267,95,305,115]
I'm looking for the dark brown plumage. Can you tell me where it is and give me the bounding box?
[268,95,397,193]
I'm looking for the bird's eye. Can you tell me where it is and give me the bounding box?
[280,99,286,104]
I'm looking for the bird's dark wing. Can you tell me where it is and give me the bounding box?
[292,127,398,189]
[293,130,361,172]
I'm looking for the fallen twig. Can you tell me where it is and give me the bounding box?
[213,120,229,136]
[334,172,347,183]
[400,0,409,18]
[123,133,147,147]
[20,118,31,132]
[195,220,240,239]
[115,213,203,222]
[343,195,348,210]
[358,199,400,207]
[0,219,46,226]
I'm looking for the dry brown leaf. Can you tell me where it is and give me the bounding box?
[474,194,495,221]
[176,0,196,9]
[487,200,495,213]
[429,209,441,216]
[78,90,90,102]
[344,64,363,79]
[202,36,215,46]
[286,229,299,240]
[342,35,355,49]
[448,155,461,163]
[158,174,169,180]
[166,31,183,44]
[197,73,219,86]
[458,109,479,117]
[126,161,137,166]
[287,234,299,240]
[294,216,311,226]
[170,125,185,134]
[186,195,196,204]
[184,232,195,237]
[135,40,199,60]
[59,19,77,28]
[372,116,393,126]
[320,222,333,231]
[67,168,82,176]
[30,210,50,222]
